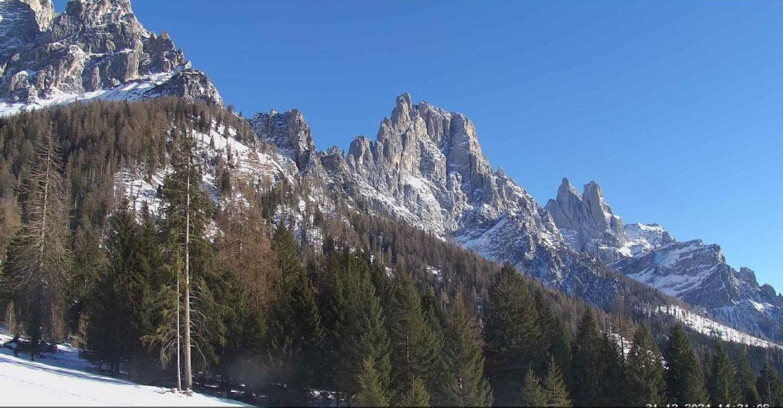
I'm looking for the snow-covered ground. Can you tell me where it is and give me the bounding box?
[655,305,782,350]
[0,332,247,407]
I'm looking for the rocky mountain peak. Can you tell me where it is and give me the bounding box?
[0,0,221,115]
[249,109,317,172]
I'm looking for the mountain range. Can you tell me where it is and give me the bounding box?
[2,0,781,345]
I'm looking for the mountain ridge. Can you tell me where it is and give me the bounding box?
[2,0,781,346]
[0,0,221,116]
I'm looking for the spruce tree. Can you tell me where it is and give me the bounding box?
[357,357,390,407]
[520,368,546,407]
[570,308,604,406]
[442,292,493,407]
[337,254,392,404]
[736,351,760,406]
[757,362,783,406]
[665,324,709,405]
[388,271,437,401]
[402,376,430,407]
[536,293,572,384]
[84,202,140,375]
[484,264,543,406]
[707,340,740,405]
[543,356,571,407]
[625,325,666,406]
[265,225,324,404]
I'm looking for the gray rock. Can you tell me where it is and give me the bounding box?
[0,0,221,112]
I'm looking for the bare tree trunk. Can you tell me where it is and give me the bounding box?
[183,157,193,393]
[176,274,182,392]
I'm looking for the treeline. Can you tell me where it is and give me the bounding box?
[2,100,783,407]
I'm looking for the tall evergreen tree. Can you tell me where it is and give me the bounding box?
[356,357,390,408]
[535,292,572,384]
[665,324,709,405]
[625,325,666,406]
[520,368,546,407]
[570,308,604,407]
[542,357,571,408]
[707,340,740,405]
[84,203,140,375]
[337,254,392,404]
[757,362,783,406]
[484,264,543,406]
[402,376,430,408]
[442,292,493,407]
[265,224,324,404]
[736,351,760,406]
[2,128,72,360]
[388,271,437,402]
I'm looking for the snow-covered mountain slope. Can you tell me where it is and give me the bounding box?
[0,0,221,117]
[252,94,664,308]
[652,305,782,350]
[114,118,299,218]
[0,331,247,406]
[251,94,783,348]
[546,179,783,342]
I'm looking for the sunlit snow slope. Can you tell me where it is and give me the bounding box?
[0,333,247,407]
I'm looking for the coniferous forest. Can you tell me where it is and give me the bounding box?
[2,99,783,407]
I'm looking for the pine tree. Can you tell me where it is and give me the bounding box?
[388,271,437,401]
[484,264,543,406]
[707,340,740,405]
[442,292,493,407]
[336,254,392,404]
[420,286,448,405]
[736,351,760,406]
[356,357,390,407]
[2,127,72,360]
[520,368,546,407]
[665,324,709,405]
[625,325,666,406]
[265,224,324,404]
[536,293,572,384]
[570,308,604,406]
[149,131,219,390]
[402,376,430,407]
[598,327,625,406]
[757,362,783,406]
[84,202,140,375]
[542,357,571,408]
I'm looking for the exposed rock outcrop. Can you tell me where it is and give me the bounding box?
[0,0,221,115]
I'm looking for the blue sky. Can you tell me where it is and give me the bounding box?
[56,1,782,291]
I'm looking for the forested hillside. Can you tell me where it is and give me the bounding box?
[1,100,783,407]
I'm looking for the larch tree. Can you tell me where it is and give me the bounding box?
[2,126,72,360]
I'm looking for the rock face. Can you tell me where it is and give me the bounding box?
[249,110,318,172]
[255,94,641,307]
[546,179,783,341]
[0,0,221,115]
[545,179,628,263]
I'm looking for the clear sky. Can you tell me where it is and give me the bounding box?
[55,1,782,291]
